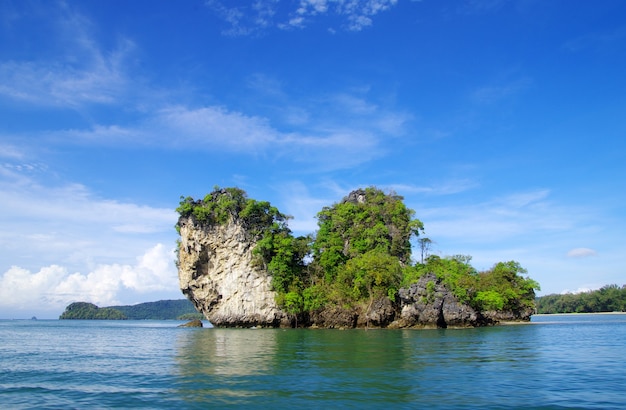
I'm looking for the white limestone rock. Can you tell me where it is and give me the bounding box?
[177,216,286,327]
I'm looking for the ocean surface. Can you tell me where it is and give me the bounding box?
[1,314,625,409]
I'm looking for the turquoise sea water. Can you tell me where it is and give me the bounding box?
[1,314,625,409]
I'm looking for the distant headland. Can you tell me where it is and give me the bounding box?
[59,299,202,320]
[536,285,626,314]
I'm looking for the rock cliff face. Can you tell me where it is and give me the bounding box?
[177,216,287,327]
[394,273,482,328]
[178,216,531,328]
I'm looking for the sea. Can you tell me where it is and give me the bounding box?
[1,314,625,409]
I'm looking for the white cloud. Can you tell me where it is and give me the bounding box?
[567,248,598,258]
[389,179,479,196]
[0,244,178,315]
[0,53,129,106]
[0,4,133,107]
[332,93,378,114]
[207,0,399,35]
[0,170,177,276]
[417,189,567,243]
[157,105,278,149]
[303,0,398,31]
[0,142,181,318]
[276,181,332,234]
[56,106,256,149]
[0,179,175,233]
[51,97,398,170]
[0,143,25,159]
[560,287,592,295]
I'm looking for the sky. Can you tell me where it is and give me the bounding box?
[1,0,625,319]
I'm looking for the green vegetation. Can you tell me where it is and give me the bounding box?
[60,299,202,320]
[176,186,540,318]
[536,284,626,313]
[304,188,424,311]
[176,186,289,237]
[402,256,539,312]
[111,299,203,320]
[177,312,205,320]
[59,302,127,320]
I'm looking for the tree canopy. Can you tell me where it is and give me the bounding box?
[310,187,422,306]
[176,186,289,237]
[59,302,127,320]
[60,299,203,320]
[536,285,626,313]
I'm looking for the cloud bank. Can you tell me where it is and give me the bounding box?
[0,244,178,317]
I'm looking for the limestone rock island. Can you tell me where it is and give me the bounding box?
[176,187,539,328]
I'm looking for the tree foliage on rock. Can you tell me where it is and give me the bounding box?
[176,186,289,237]
[311,187,423,306]
[402,256,539,314]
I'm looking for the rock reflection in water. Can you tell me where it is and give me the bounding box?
[174,328,278,404]
[173,328,413,407]
[176,328,276,376]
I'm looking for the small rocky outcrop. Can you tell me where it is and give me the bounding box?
[307,298,396,329]
[392,273,482,328]
[309,306,359,329]
[178,319,203,328]
[177,216,287,328]
[481,308,534,324]
[360,297,397,327]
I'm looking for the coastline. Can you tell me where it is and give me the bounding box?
[533,312,626,316]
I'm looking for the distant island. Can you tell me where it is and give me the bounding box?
[59,299,203,320]
[536,285,626,314]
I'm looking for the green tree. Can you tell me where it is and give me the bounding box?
[283,291,304,327]
[176,186,290,237]
[418,237,433,264]
[336,250,402,303]
[472,261,539,312]
[312,187,423,285]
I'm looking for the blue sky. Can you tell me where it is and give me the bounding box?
[1,0,625,318]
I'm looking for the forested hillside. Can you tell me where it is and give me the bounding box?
[59,302,127,319]
[110,299,202,320]
[536,285,626,313]
[60,299,202,320]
